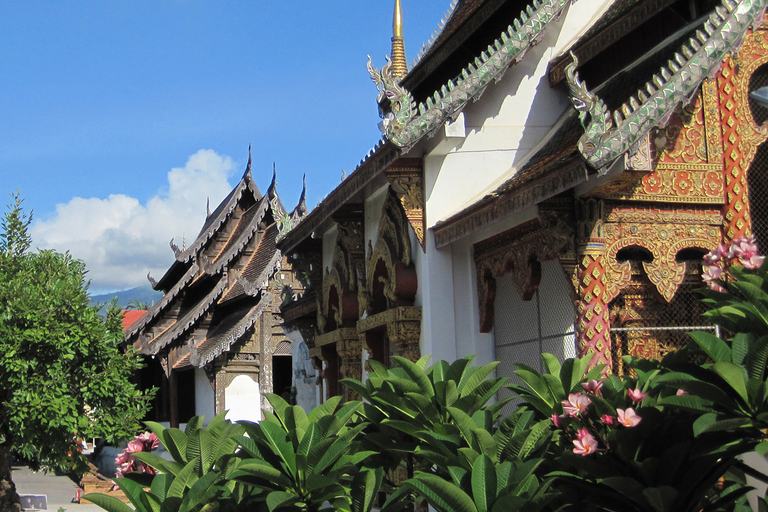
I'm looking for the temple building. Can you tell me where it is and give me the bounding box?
[125,154,314,425]
[277,0,768,402]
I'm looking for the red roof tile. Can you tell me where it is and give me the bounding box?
[122,310,147,331]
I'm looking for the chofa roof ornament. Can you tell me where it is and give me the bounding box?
[368,0,576,152]
[566,0,766,174]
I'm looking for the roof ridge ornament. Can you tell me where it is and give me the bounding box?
[243,144,252,178]
[268,162,278,197]
[368,0,575,152]
[566,0,766,173]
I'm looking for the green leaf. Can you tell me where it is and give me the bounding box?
[393,356,434,397]
[266,491,297,512]
[458,362,500,398]
[132,452,184,476]
[541,353,562,378]
[81,493,136,512]
[642,486,678,512]
[471,454,497,512]
[351,467,383,512]
[405,473,478,512]
[178,471,220,512]
[711,362,749,404]
[167,458,200,498]
[258,420,298,478]
[161,428,188,464]
[688,331,731,363]
[113,477,153,512]
[230,460,292,488]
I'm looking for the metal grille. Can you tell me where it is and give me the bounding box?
[609,263,713,374]
[493,261,576,410]
[749,63,768,253]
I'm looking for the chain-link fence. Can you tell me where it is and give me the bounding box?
[748,63,768,254]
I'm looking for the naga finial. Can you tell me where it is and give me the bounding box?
[367,54,413,138]
[565,51,613,164]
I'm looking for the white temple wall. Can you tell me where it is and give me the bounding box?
[428,207,536,365]
[421,1,614,227]
[194,367,215,424]
[417,231,456,362]
[224,375,262,423]
[450,240,494,366]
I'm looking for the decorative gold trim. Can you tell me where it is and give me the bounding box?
[386,161,425,250]
[364,188,417,316]
[357,306,422,362]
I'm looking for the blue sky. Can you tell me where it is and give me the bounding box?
[0,1,451,292]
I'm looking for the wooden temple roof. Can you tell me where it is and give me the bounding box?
[127,156,307,369]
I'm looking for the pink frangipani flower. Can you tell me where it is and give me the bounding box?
[676,389,688,396]
[581,379,604,396]
[703,247,723,266]
[627,388,648,404]
[702,265,722,283]
[550,414,562,428]
[617,408,641,427]
[601,414,614,426]
[562,393,591,417]
[573,429,598,455]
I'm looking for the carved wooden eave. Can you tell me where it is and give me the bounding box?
[368,0,576,151]
[174,163,263,266]
[140,274,229,356]
[277,140,401,254]
[237,251,283,298]
[473,209,575,333]
[357,306,422,362]
[434,153,588,248]
[331,203,366,280]
[204,199,272,277]
[565,0,766,173]
[319,238,360,332]
[385,159,425,251]
[315,327,359,349]
[597,206,722,304]
[405,0,528,90]
[125,263,199,339]
[364,189,417,316]
[190,294,274,367]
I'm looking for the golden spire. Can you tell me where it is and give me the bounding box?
[390,0,407,78]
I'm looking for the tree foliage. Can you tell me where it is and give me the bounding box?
[0,194,152,487]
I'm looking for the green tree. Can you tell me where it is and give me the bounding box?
[0,194,153,512]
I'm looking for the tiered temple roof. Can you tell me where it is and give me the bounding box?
[125,154,307,370]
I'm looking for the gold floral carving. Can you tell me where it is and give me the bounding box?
[586,168,725,204]
[319,238,359,333]
[336,331,364,401]
[655,92,708,165]
[365,188,416,316]
[474,208,575,333]
[625,134,653,171]
[357,306,422,362]
[600,207,722,302]
[386,162,425,251]
[702,78,724,165]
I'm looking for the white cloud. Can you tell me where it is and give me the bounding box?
[31,149,237,292]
